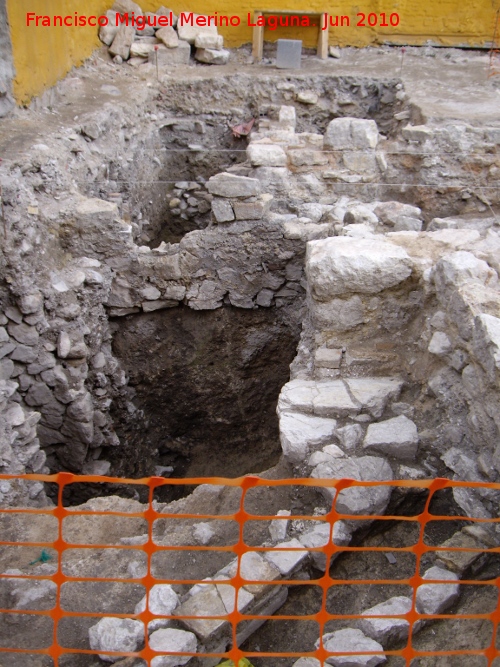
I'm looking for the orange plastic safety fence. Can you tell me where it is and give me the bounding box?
[0,473,500,666]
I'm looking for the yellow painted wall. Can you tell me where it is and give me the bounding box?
[7,0,113,105]
[7,0,500,105]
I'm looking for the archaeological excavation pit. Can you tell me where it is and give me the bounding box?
[1,40,500,667]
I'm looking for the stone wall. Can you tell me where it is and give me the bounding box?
[0,0,14,117]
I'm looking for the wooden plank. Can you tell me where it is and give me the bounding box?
[252,11,264,62]
[317,13,329,59]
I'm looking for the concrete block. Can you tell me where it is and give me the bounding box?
[276,39,302,69]
[148,42,191,67]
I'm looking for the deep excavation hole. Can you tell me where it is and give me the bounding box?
[109,303,302,495]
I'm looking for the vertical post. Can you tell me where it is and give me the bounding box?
[252,11,264,62]
[317,13,329,59]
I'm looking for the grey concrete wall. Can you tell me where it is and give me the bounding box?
[0,0,14,117]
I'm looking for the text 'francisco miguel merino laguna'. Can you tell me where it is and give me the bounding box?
[26,11,400,30]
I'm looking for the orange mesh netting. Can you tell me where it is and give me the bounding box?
[0,473,499,665]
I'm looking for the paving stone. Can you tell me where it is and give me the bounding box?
[359,596,412,646]
[264,538,308,575]
[363,415,419,460]
[88,616,145,663]
[311,456,393,515]
[320,628,386,666]
[149,628,197,667]
[416,566,459,615]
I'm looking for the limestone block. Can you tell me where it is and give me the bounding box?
[269,510,291,542]
[25,383,53,407]
[343,151,379,173]
[207,173,261,198]
[311,296,365,331]
[283,220,330,242]
[321,628,385,666]
[346,378,404,419]
[194,48,230,65]
[343,205,378,227]
[88,616,144,663]
[279,106,296,131]
[337,424,364,450]
[156,7,178,26]
[313,381,359,417]
[315,348,342,369]
[279,412,337,464]
[247,143,287,167]
[374,201,422,226]
[130,41,159,57]
[19,292,43,315]
[436,531,487,575]
[306,237,412,300]
[289,149,328,167]
[99,11,120,45]
[194,33,223,49]
[277,379,317,414]
[428,331,452,356]
[142,300,178,312]
[148,42,191,66]
[135,584,179,615]
[149,628,197,667]
[402,124,434,142]
[416,566,459,615]
[233,194,273,220]
[264,538,308,576]
[293,659,322,667]
[215,582,254,613]
[359,596,412,646]
[299,521,351,570]
[311,456,393,514]
[324,118,379,151]
[10,345,37,363]
[156,26,179,48]
[66,393,93,422]
[238,551,281,594]
[174,586,227,640]
[297,90,318,104]
[363,415,419,460]
[112,0,143,17]
[177,15,217,43]
[473,314,500,380]
[393,216,422,232]
[109,25,136,60]
[433,251,497,292]
[211,197,234,222]
[141,286,162,300]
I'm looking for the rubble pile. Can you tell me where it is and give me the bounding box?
[99,0,230,67]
